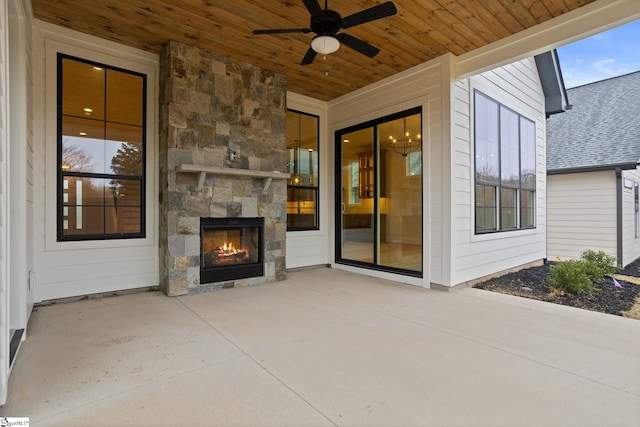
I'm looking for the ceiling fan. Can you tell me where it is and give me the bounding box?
[252,0,397,65]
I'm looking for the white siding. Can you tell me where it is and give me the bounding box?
[32,22,159,301]
[547,171,617,261]
[451,58,547,285]
[327,55,451,287]
[8,0,34,333]
[285,92,329,269]
[321,55,548,288]
[0,0,10,405]
[622,169,640,266]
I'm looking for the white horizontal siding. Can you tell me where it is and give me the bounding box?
[8,0,35,330]
[328,55,449,286]
[32,22,159,301]
[451,57,547,285]
[547,171,617,261]
[455,234,545,278]
[286,231,329,269]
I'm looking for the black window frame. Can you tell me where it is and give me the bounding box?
[57,53,147,242]
[286,109,320,231]
[474,90,536,234]
[334,106,424,278]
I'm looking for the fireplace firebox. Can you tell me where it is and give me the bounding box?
[200,217,264,283]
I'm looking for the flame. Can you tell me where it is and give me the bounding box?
[204,239,251,267]
[220,241,246,257]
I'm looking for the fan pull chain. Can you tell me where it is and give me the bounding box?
[323,55,328,76]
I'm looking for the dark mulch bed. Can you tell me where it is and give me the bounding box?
[473,258,640,317]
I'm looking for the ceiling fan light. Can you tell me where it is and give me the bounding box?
[311,36,340,55]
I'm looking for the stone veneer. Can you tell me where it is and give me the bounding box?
[158,40,288,296]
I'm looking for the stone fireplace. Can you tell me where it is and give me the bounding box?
[158,41,288,296]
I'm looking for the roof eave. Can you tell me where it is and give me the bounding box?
[547,162,640,175]
[535,50,572,118]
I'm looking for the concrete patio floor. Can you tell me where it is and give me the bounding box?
[1,267,639,426]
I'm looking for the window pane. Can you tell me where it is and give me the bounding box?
[108,179,141,207]
[62,176,106,206]
[61,176,143,237]
[287,111,318,188]
[501,187,517,229]
[521,190,535,228]
[520,117,536,189]
[62,206,105,236]
[288,147,315,186]
[106,69,144,126]
[62,58,105,120]
[299,113,318,187]
[378,132,422,272]
[474,93,499,183]
[475,184,496,231]
[286,110,319,230]
[106,123,143,176]
[63,124,143,176]
[286,188,317,228]
[340,126,374,263]
[61,116,105,174]
[500,107,519,186]
[106,206,142,234]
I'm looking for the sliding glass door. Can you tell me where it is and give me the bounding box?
[336,108,423,276]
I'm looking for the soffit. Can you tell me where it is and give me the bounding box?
[33,0,596,101]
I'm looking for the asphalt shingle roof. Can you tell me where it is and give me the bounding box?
[546,70,640,172]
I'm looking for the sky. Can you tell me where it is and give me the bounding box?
[556,19,640,88]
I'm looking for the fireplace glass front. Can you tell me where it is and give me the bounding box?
[200,217,264,283]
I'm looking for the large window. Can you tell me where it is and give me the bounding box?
[286,110,319,230]
[474,91,536,233]
[57,55,146,241]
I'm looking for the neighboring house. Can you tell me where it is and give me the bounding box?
[547,71,640,266]
[1,0,638,404]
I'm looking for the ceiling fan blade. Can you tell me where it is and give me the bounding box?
[253,28,311,34]
[337,33,380,58]
[302,0,323,16]
[341,1,397,28]
[300,47,317,65]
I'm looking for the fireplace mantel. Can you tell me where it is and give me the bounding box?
[176,164,291,191]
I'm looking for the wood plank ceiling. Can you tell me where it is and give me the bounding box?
[32,0,595,101]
